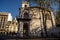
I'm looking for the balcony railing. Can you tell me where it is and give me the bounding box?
[16,17,31,21]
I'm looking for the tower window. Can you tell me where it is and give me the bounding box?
[24,12,29,18]
[25,5,27,8]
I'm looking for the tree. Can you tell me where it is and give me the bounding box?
[29,0,58,9]
[25,0,59,37]
[56,9,60,22]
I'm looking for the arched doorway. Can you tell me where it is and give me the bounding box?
[23,23,29,37]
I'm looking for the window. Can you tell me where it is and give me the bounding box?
[24,12,29,18]
[25,5,27,8]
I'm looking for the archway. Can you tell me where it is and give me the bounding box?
[24,12,29,18]
[23,23,29,37]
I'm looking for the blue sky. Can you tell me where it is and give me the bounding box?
[0,0,22,18]
[0,0,38,19]
[0,0,59,19]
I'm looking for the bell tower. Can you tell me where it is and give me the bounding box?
[17,0,31,37]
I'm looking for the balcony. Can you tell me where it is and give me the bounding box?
[16,17,31,21]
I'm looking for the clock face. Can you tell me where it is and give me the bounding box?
[30,19,41,31]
